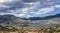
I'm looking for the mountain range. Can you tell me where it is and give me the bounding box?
[0,13,60,24]
[21,13,60,20]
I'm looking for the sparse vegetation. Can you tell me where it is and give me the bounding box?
[0,25,60,33]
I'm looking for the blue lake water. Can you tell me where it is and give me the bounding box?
[28,24,60,27]
[0,24,60,27]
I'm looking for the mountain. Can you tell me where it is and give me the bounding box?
[0,14,22,24]
[0,13,60,21]
[0,13,60,24]
[21,13,60,21]
[0,15,14,23]
[0,15,17,21]
[0,14,30,24]
[20,13,60,24]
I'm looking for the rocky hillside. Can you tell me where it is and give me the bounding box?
[0,13,60,24]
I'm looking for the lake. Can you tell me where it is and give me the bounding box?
[0,24,59,27]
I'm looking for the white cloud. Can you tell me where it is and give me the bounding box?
[21,8,29,13]
[36,6,54,15]
[4,7,33,17]
[26,15,33,18]
[0,5,55,17]
[27,5,55,15]
[0,0,60,18]
[0,12,25,17]
[13,14,25,17]
[0,4,11,8]
[18,14,25,17]
[0,0,19,3]
[0,0,8,2]
[24,2,41,6]
[55,5,60,8]
[11,8,29,17]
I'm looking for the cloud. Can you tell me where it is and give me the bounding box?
[0,12,25,17]
[0,0,20,3]
[36,6,54,15]
[24,2,40,6]
[0,0,25,12]
[26,14,34,17]
[12,13,25,17]
[9,8,30,17]
[21,5,55,18]
[0,1,39,17]
[22,0,57,6]
[0,0,27,17]
[55,5,60,8]
[22,0,37,2]
[0,0,60,18]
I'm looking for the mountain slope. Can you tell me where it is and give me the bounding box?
[0,14,30,24]
[21,13,60,21]
[0,13,60,24]
[0,15,21,24]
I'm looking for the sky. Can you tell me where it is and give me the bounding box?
[0,0,60,18]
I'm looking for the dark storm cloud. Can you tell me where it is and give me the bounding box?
[22,0,57,6]
[0,1,30,13]
[22,0,56,2]
[0,0,58,13]
[0,0,60,17]
[22,0,37,2]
